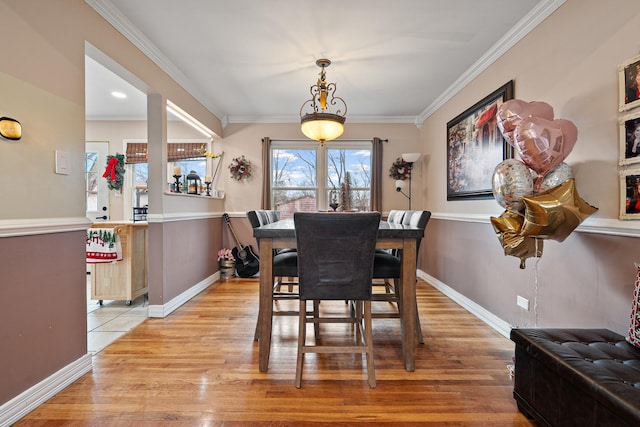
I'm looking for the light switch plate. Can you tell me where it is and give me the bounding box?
[55,150,71,175]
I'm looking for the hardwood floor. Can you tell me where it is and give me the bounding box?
[16,278,535,426]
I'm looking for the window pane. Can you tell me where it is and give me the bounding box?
[172,159,207,179]
[134,163,148,186]
[274,189,317,219]
[327,148,371,190]
[349,190,371,212]
[134,163,149,207]
[272,149,317,187]
[85,152,99,212]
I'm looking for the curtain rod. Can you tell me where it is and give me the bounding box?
[265,138,388,142]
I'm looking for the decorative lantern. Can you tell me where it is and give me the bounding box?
[186,170,201,195]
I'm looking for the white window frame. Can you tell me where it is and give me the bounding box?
[270,139,372,211]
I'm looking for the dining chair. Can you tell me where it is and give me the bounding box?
[247,210,299,341]
[294,212,381,388]
[386,209,406,225]
[371,210,431,344]
[375,210,406,294]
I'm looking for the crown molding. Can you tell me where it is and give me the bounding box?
[87,0,565,129]
[226,114,418,125]
[416,0,566,125]
[85,0,226,122]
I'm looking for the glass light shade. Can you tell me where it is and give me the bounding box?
[402,152,421,163]
[395,179,406,189]
[301,113,345,142]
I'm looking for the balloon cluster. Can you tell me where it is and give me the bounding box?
[490,99,598,269]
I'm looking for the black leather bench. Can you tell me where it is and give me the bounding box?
[511,328,640,426]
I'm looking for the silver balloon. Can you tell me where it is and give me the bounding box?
[492,159,534,212]
[540,162,573,192]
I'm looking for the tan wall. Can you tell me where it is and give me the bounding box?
[0,0,224,407]
[419,0,640,331]
[220,122,421,214]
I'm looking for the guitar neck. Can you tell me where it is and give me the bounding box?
[223,215,244,250]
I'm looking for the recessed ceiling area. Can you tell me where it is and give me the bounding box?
[85,0,562,125]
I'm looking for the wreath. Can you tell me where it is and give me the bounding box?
[103,153,125,190]
[389,157,410,180]
[229,155,252,181]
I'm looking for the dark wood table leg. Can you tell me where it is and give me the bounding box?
[258,238,273,372]
[400,238,417,371]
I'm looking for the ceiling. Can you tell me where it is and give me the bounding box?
[85,0,562,127]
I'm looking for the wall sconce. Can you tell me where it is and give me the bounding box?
[0,117,22,140]
[395,153,421,209]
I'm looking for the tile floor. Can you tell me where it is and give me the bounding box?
[86,275,148,353]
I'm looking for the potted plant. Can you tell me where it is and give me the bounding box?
[218,248,235,280]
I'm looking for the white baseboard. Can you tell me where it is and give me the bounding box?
[418,270,512,339]
[148,272,219,318]
[0,354,92,427]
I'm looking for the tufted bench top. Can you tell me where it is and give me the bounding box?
[511,328,640,423]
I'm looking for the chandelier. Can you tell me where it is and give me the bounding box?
[300,59,347,145]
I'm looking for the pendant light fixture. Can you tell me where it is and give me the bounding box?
[300,59,347,145]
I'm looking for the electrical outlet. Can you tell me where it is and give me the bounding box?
[517,295,530,311]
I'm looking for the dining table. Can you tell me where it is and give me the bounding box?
[253,216,424,372]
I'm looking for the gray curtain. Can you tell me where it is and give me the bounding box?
[261,137,271,209]
[371,137,384,212]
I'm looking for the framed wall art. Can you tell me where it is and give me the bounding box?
[620,168,640,219]
[619,110,640,166]
[619,54,640,112]
[447,80,514,200]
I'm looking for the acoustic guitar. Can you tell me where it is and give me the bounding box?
[222,213,259,277]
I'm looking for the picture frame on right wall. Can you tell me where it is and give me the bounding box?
[619,54,640,112]
[619,109,640,166]
[620,168,640,219]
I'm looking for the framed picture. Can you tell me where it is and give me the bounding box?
[618,54,640,112]
[620,168,640,219]
[619,110,640,166]
[447,80,514,200]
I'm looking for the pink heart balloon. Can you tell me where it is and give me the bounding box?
[497,99,555,146]
[514,117,578,176]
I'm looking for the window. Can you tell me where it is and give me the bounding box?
[271,140,371,218]
[133,163,148,208]
[124,140,210,191]
[166,142,208,182]
[85,151,99,212]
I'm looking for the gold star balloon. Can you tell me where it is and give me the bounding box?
[491,210,543,269]
[520,178,598,242]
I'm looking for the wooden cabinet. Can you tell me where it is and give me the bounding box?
[90,222,148,304]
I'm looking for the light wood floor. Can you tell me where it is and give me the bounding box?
[16,278,535,426]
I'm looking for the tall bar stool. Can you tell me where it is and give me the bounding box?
[247,210,299,341]
[294,212,380,388]
[371,210,431,344]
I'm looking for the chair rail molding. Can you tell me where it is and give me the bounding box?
[431,212,640,238]
[0,217,91,238]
